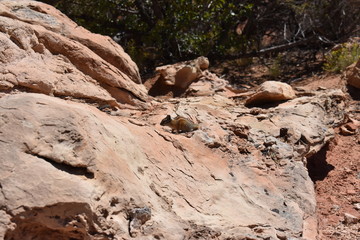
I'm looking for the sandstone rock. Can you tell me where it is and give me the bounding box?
[1,0,140,84]
[354,203,360,210]
[0,92,312,238]
[345,60,360,89]
[173,65,199,88]
[185,70,234,97]
[246,81,296,106]
[0,84,346,239]
[153,56,209,91]
[196,56,210,70]
[0,93,165,239]
[0,0,147,106]
[340,123,358,135]
[0,1,351,239]
[339,115,360,135]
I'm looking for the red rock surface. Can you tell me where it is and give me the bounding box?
[0,0,147,107]
[0,1,359,240]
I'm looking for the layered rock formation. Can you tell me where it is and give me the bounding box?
[0,0,147,106]
[0,1,351,240]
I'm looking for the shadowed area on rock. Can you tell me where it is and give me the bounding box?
[5,202,103,240]
[306,143,335,182]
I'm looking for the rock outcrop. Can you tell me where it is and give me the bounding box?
[0,0,148,107]
[155,56,209,88]
[147,57,210,97]
[0,87,347,240]
[0,1,351,240]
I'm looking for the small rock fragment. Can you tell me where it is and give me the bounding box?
[339,123,358,135]
[128,207,152,237]
[353,203,360,210]
[343,213,359,225]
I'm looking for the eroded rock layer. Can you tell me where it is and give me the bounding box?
[0,88,346,239]
[0,0,147,106]
[0,1,352,240]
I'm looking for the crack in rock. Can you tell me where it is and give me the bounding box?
[25,150,94,179]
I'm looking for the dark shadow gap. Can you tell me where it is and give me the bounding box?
[347,85,360,101]
[306,142,334,182]
[26,151,94,179]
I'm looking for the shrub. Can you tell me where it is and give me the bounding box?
[268,54,283,78]
[323,43,360,73]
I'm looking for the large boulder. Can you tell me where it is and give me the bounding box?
[0,1,350,239]
[0,88,346,239]
[147,57,210,96]
[0,0,148,106]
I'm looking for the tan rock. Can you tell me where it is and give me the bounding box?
[196,56,210,70]
[246,81,296,106]
[0,92,308,238]
[0,83,347,239]
[174,65,199,88]
[0,0,141,84]
[154,56,209,90]
[186,71,233,97]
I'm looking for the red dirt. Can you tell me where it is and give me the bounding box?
[315,130,360,240]
[298,74,360,240]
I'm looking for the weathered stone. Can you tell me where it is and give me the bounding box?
[155,56,209,89]
[0,1,352,239]
[354,203,360,210]
[196,56,210,70]
[128,207,152,237]
[246,81,296,106]
[0,0,147,106]
[1,90,341,239]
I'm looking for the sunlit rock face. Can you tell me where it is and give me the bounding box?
[0,0,147,107]
[0,1,349,239]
